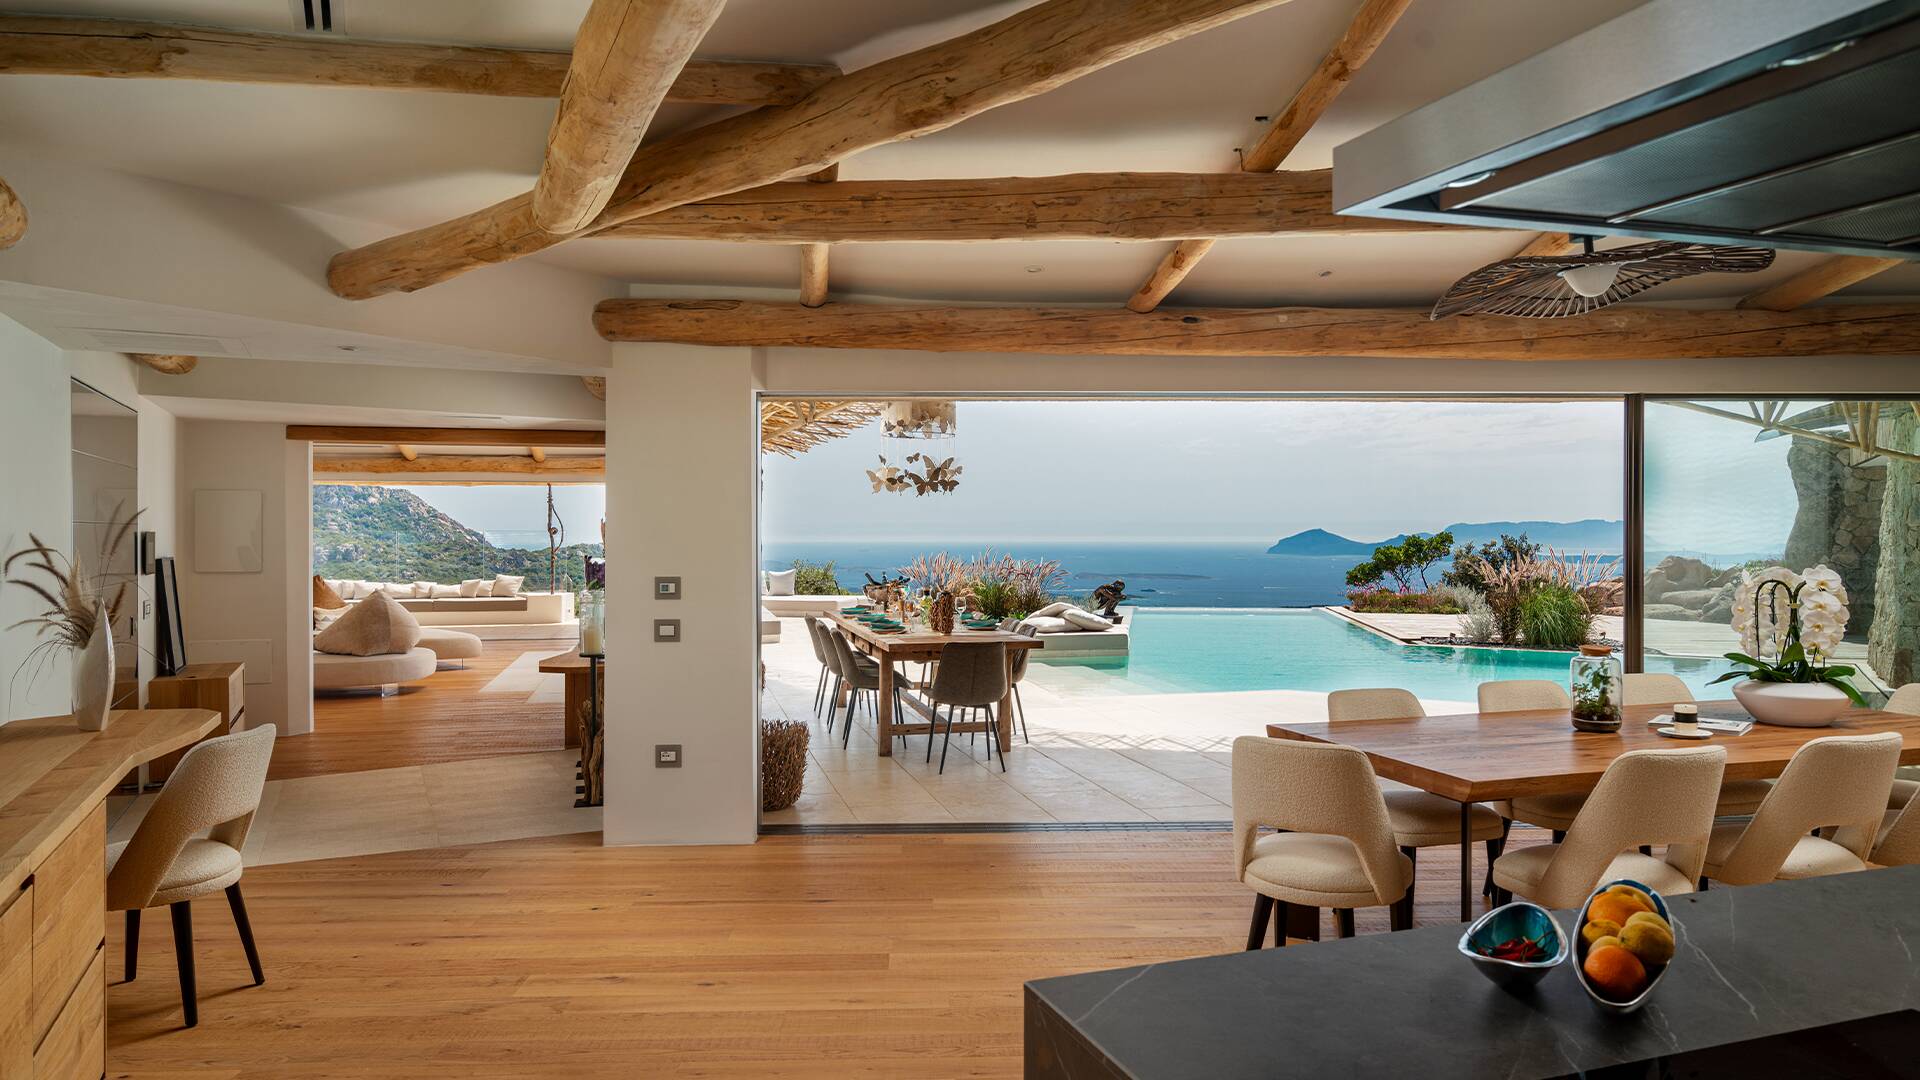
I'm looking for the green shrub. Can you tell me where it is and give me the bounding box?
[1518,584,1591,649]
[790,559,843,595]
[1346,587,1464,614]
[1457,594,1497,641]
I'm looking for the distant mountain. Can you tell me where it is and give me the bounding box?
[314,486,604,589]
[1268,519,1622,556]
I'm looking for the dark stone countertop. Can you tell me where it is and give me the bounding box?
[1026,867,1920,1079]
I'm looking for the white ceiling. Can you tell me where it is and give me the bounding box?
[1,0,1915,321]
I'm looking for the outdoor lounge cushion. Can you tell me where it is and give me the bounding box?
[492,574,525,597]
[312,646,437,689]
[459,579,485,597]
[1061,607,1114,632]
[312,575,346,609]
[1022,616,1072,634]
[765,569,797,596]
[314,590,422,656]
[429,583,462,598]
[1029,601,1072,618]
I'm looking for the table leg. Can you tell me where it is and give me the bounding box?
[877,658,895,757]
[1459,801,1473,923]
[562,673,583,750]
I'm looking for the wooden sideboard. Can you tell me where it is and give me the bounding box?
[1,710,220,1079]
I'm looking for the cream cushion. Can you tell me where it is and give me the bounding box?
[1242,832,1414,909]
[1703,823,1867,880]
[1022,616,1073,634]
[429,583,462,598]
[417,627,483,660]
[1506,791,1587,831]
[312,605,347,631]
[1493,846,1695,899]
[312,646,437,689]
[1029,601,1072,618]
[492,574,525,597]
[459,579,485,597]
[1714,779,1775,816]
[314,591,422,656]
[475,581,494,596]
[1891,777,1918,810]
[1383,791,1505,846]
[1060,607,1113,632]
[412,581,435,598]
[765,569,797,596]
[108,838,243,908]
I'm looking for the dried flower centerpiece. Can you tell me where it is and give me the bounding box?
[5,506,141,730]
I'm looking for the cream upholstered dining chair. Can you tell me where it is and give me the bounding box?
[1478,680,1586,843]
[1621,674,1772,816]
[1870,792,1920,867]
[110,724,276,1028]
[1873,683,1920,812]
[1490,746,1725,909]
[1699,733,1900,886]
[926,642,1012,774]
[1325,689,1503,906]
[1231,736,1414,946]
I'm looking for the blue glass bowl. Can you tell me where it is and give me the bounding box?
[1458,901,1568,992]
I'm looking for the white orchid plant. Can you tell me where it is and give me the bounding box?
[1707,564,1865,705]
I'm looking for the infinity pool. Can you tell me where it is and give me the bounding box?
[1042,608,1728,700]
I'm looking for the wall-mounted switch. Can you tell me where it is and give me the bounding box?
[655,576,682,600]
[654,618,681,642]
[655,744,682,768]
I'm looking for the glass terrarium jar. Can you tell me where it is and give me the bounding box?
[1570,644,1623,732]
[578,592,606,656]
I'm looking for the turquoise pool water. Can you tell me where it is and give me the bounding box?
[1043,608,1728,700]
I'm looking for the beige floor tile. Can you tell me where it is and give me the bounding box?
[1019,788,1157,823]
[1144,803,1233,822]
[849,802,956,824]
[762,789,859,826]
[926,786,1054,824]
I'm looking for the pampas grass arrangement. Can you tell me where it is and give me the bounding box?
[4,504,140,690]
[761,717,810,811]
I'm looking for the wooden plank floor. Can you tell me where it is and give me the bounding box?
[107,827,1549,1078]
[276,639,572,781]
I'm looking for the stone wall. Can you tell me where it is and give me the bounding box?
[1783,435,1884,633]
[1870,411,1920,687]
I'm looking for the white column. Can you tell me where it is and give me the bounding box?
[603,343,762,845]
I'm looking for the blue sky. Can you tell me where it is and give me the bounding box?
[395,400,1801,557]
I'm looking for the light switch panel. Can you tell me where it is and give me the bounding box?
[654,576,682,600]
[655,744,682,768]
[653,618,681,643]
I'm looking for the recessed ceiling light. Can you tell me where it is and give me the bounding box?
[336,345,361,352]
[1025,265,1044,273]
[1318,270,1333,278]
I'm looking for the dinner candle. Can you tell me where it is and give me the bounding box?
[1672,703,1698,732]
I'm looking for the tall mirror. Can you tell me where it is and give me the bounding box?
[70,378,140,709]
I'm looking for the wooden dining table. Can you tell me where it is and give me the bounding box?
[824,610,1044,756]
[1267,701,1920,922]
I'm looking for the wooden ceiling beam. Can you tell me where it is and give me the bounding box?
[1510,232,1582,258]
[581,376,607,401]
[529,447,547,463]
[798,244,830,307]
[0,14,835,105]
[1736,255,1908,312]
[326,0,1298,299]
[286,426,604,447]
[593,298,1920,361]
[313,455,605,476]
[397,444,419,461]
[532,0,727,234]
[1126,0,1415,311]
[592,169,1448,243]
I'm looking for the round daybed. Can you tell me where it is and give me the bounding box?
[417,627,483,662]
[312,646,437,691]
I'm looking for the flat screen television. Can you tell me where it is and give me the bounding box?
[153,555,187,676]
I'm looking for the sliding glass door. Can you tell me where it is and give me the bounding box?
[1641,398,1920,700]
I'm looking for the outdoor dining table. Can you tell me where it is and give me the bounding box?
[824,609,1044,756]
[1266,701,1920,922]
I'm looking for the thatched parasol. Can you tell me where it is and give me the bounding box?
[760,400,881,457]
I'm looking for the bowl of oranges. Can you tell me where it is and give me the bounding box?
[1573,880,1677,1014]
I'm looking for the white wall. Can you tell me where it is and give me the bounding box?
[176,420,312,735]
[0,314,74,722]
[603,343,762,845]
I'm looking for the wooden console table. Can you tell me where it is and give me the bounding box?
[1,709,220,1079]
[145,662,244,785]
[537,652,591,749]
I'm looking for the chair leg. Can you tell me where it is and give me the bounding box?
[1698,877,1710,891]
[1389,890,1413,932]
[1245,894,1274,951]
[1639,844,1653,856]
[1483,817,1511,896]
[124,909,140,982]
[1014,685,1029,743]
[813,668,827,716]
[842,692,856,749]
[170,900,198,1028]
[1274,903,1299,947]
[226,884,264,986]
[1335,908,1355,939]
[1551,830,1566,844]
[938,706,956,774]
[926,704,939,763]
[984,705,1005,772]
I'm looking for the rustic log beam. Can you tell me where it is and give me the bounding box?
[0,177,23,249]
[798,243,830,308]
[529,446,547,463]
[286,425,605,447]
[533,0,728,234]
[1736,255,1908,312]
[592,170,1444,243]
[397,444,419,461]
[313,455,605,476]
[1510,232,1582,258]
[127,353,196,374]
[581,376,608,401]
[0,14,834,104]
[326,0,1298,299]
[1126,0,1415,311]
[593,298,1920,361]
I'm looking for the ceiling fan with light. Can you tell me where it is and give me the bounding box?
[1429,236,1775,319]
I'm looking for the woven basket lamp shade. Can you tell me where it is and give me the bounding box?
[1430,241,1775,319]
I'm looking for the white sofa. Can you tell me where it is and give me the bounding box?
[761,593,862,617]
[313,646,437,690]
[1018,606,1131,657]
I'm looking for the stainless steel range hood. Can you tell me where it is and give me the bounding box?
[1333,0,1920,258]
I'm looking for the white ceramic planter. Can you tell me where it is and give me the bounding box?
[1732,679,1851,728]
[72,604,114,732]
